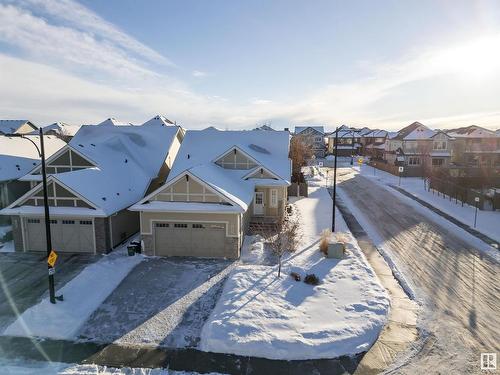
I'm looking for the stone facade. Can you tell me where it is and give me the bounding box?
[224,236,240,259]
[94,217,111,254]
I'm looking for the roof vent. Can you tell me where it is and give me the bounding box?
[187,154,190,159]
[102,197,106,201]
[78,144,84,147]
[125,159,128,163]
[90,143,95,147]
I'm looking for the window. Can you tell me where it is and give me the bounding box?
[80,220,92,225]
[314,136,322,142]
[433,141,447,150]
[192,224,205,229]
[156,223,169,228]
[432,158,444,166]
[49,219,57,224]
[270,189,278,208]
[174,223,188,228]
[408,157,421,166]
[27,218,40,224]
[62,220,75,224]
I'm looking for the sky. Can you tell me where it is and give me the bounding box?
[0,0,499,131]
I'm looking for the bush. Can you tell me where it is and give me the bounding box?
[319,229,331,255]
[304,273,320,285]
[290,271,301,281]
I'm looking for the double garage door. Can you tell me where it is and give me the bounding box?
[24,217,94,253]
[154,222,226,257]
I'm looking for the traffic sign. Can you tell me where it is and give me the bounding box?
[357,157,363,165]
[48,267,55,276]
[318,161,323,167]
[48,250,58,267]
[398,166,404,173]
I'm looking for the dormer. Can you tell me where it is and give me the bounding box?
[214,146,259,170]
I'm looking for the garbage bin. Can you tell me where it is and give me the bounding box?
[130,241,142,254]
[127,245,136,256]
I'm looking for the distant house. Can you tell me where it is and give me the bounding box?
[1,116,184,253]
[293,126,326,158]
[37,122,82,141]
[383,122,452,176]
[254,124,275,131]
[326,127,362,157]
[446,125,499,170]
[0,120,38,135]
[0,135,66,223]
[130,128,291,259]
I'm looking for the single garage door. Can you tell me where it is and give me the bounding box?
[154,222,226,257]
[24,217,94,253]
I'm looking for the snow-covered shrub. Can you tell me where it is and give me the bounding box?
[319,229,332,255]
[304,273,320,285]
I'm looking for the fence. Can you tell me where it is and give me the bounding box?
[427,176,498,211]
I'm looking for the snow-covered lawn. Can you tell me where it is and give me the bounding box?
[3,243,144,340]
[200,186,389,360]
[357,164,500,243]
[0,358,225,375]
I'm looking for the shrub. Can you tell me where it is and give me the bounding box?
[290,271,301,281]
[319,229,332,255]
[304,273,320,285]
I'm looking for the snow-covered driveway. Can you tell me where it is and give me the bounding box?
[200,187,389,360]
[77,257,234,348]
[336,169,500,374]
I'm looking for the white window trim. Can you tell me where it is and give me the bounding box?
[270,189,278,208]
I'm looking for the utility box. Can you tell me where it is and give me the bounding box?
[327,242,345,259]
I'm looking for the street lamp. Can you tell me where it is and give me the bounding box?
[474,197,480,228]
[8,128,60,304]
[331,127,339,232]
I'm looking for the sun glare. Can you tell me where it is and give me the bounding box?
[435,35,500,80]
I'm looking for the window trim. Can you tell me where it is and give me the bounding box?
[270,188,278,208]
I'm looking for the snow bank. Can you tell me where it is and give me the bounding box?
[200,187,390,360]
[3,247,144,340]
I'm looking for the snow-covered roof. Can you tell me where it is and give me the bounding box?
[36,122,81,137]
[363,129,388,138]
[294,126,325,135]
[14,120,183,216]
[393,122,435,140]
[446,125,497,138]
[141,115,174,126]
[0,120,37,135]
[135,129,291,213]
[0,135,66,181]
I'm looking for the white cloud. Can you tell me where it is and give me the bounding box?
[192,70,208,78]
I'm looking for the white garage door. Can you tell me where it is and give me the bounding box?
[154,222,226,258]
[24,217,94,253]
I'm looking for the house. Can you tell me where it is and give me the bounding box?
[37,122,82,141]
[129,128,291,259]
[383,122,452,176]
[0,116,184,253]
[0,135,66,223]
[0,120,38,135]
[254,124,275,131]
[360,130,388,157]
[293,126,326,158]
[446,125,500,170]
[326,127,362,157]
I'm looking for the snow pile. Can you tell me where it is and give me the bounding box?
[240,235,267,265]
[3,247,144,340]
[0,225,14,252]
[200,187,390,360]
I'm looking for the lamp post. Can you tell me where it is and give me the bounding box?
[332,127,339,232]
[350,130,355,166]
[474,197,479,228]
[8,128,58,304]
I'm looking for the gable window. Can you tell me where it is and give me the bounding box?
[270,189,278,208]
[432,158,444,166]
[314,136,323,142]
[215,148,258,170]
[433,141,447,150]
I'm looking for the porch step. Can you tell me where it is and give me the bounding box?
[248,221,278,234]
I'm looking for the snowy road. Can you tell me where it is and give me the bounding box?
[336,169,499,374]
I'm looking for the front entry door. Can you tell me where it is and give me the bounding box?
[254,192,264,215]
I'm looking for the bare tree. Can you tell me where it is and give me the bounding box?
[257,213,300,277]
[290,135,313,176]
[55,128,72,143]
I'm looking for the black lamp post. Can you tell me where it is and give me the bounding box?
[8,128,58,304]
[350,131,355,166]
[331,127,339,232]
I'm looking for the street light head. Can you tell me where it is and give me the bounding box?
[6,133,23,138]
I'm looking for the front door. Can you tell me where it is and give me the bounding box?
[254,192,264,215]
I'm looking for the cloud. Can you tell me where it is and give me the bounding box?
[192,70,208,78]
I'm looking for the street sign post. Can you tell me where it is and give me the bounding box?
[474,197,480,228]
[398,166,404,186]
[48,250,58,268]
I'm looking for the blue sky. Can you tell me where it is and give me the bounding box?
[0,0,499,130]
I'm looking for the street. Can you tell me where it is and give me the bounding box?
[335,168,499,374]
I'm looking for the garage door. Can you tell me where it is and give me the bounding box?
[154,222,226,257]
[24,217,94,253]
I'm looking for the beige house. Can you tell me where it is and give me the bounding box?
[130,128,291,259]
[1,116,184,254]
[0,120,38,135]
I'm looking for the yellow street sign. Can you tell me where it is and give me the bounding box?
[357,157,363,165]
[48,250,58,268]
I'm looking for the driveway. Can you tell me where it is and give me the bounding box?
[0,252,99,332]
[77,257,235,348]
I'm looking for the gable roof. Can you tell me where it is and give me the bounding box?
[0,135,66,182]
[393,122,435,140]
[141,115,175,126]
[0,120,38,135]
[138,129,291,212]
[12,121,183,216]
[294,126,325,135]
[445,125,497,138]
[37,122,81,137]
